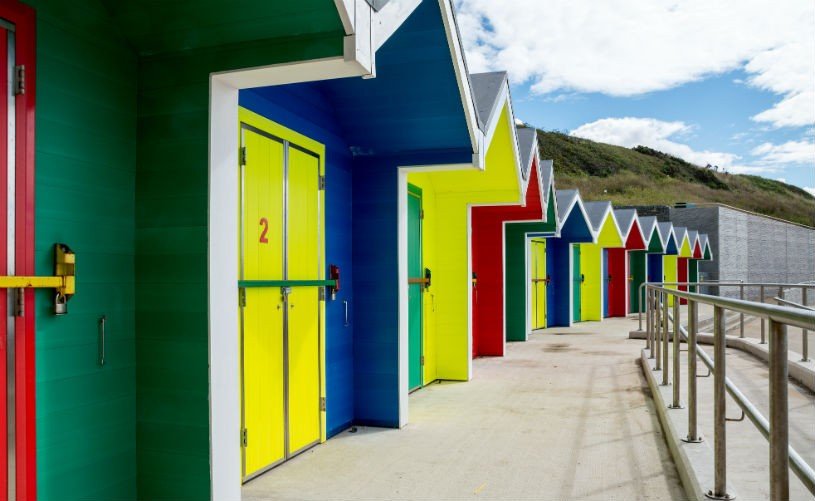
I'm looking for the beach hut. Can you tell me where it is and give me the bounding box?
[659,223,680,305]
[577,202,624,321]
[503,161,558,341]
[547,190,597,326]
[0,0,496,497]
[630,216,660,313]
[674,227,692,304]
[405,70,524,389]
[607,209,647,317]
[471,126,551,356]
[688,230,701,292]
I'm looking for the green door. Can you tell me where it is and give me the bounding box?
[407,185,423,391]
[629,251,646,313]
[689,260,699,293]
[572,245,581,323]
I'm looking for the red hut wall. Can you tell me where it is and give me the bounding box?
[606,248,628,317]
[678,257,689,304]
[471,161,543,357]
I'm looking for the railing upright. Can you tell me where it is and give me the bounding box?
[760,285,766,344]
[670,299,682,409]
[710,305,732,500]
[768,318,789,501]
[683,299,702,443]
[803,287,810,362]
[739,284,745,338]
[662,293,669,385]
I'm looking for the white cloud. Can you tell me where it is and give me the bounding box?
[456,0,815,128]
[750,140,815,165]
[570,117,750,170]
[776,178,787,183]
[804,187,815,197]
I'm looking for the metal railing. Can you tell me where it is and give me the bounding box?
[638,281,815,357]
[643,284,815,500]
[774,296,814,362]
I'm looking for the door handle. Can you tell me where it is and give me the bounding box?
[581,274,585,283]
[343,300,349,327]
[98,315,106,367]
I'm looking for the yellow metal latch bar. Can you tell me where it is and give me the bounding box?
[0,243,76,315]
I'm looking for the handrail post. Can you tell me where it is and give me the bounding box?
[655,291,662,370]
[662,292,669,385]
[760,285,766,344]
[739,284,745,338]
[648,289,656,359]
[645,288,652,351]
[638,283,644,330]
[707,305,733,500]
[683,299,702,442]
[669,298,683,408]
[768,318,789,501]
[802,287,810,362]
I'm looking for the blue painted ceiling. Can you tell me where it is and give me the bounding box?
[251,0,473,161]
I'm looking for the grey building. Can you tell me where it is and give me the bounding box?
[668,204,815,298]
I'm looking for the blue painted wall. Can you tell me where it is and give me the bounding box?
[240,88,356,437]
[647,253,664,283]
[547,239,571,327]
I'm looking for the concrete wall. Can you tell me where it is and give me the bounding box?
[670,206,815,299]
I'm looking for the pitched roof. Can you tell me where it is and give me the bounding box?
[613,209,638,237]
[657,222,675,248]
[583,201,612,232]
[470,71,507,132]
[516,126,537,181]
[639,216,659,241]
[556,190,580,223]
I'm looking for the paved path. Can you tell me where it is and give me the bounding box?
[244,317,685,500]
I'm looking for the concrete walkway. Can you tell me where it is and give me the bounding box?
[243,317,686,500]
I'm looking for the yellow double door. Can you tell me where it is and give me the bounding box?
[530,239,547,330]
[239,109,325,481]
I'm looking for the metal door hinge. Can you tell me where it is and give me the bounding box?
[239,146,247,166]
[13,288,24,317]
[319,175,326,190]
[238,288,246,307]
[420,355,425,366]
[14,65,25,95]
[320,397,326,411]
[318,287,326,301]
[241,428,248,447]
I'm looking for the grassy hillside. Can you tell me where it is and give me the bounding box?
[536,130,815,226]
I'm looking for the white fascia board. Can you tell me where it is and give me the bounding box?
[565,193,598,244]
[505,87,526,206]
[213,56,370,89]
[373,0,422,50]
[332,0,375,75]
[547,168,559,230]
[439,0,483,167]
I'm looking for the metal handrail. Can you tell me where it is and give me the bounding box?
[644,285,815,500]
[774,297,815,312]
[637,281,815,331]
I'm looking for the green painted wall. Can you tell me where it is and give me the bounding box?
[26,1,138,499]
[504,194,556,342]
[629,251,646,313]
[136,34,344,500]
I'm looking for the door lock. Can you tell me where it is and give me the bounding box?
[0,243,76,315]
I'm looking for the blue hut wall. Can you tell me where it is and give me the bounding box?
[647,253,664,283]
[546,239,572,327]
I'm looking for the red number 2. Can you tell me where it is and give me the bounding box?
[259,217,269,243]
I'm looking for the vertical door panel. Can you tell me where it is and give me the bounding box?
[286,146,321,454]
[572,245,581,323]
[602,249,609,318]
[532,240,546,330]
[241,128,286,477]
[629,251,646,314]
[407,188,422,390]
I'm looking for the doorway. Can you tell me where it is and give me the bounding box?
[238,109,324,481]
[530,239,547,330]
[407,184,423,391]
[572,245,582,323]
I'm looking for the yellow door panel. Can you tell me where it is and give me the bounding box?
[242,129,284,281]
[287,147,320,280]
[287,288,321,453]
[534,240,547,329]
[285,145,321,454]
[241,127,285,478]
[242,289,285,475]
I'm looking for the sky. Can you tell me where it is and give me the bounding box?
[455,0,815,195]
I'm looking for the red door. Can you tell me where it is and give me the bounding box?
[0,3,37,500]
[678,257,689,305]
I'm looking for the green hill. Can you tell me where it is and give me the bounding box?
[536,130,815,227]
